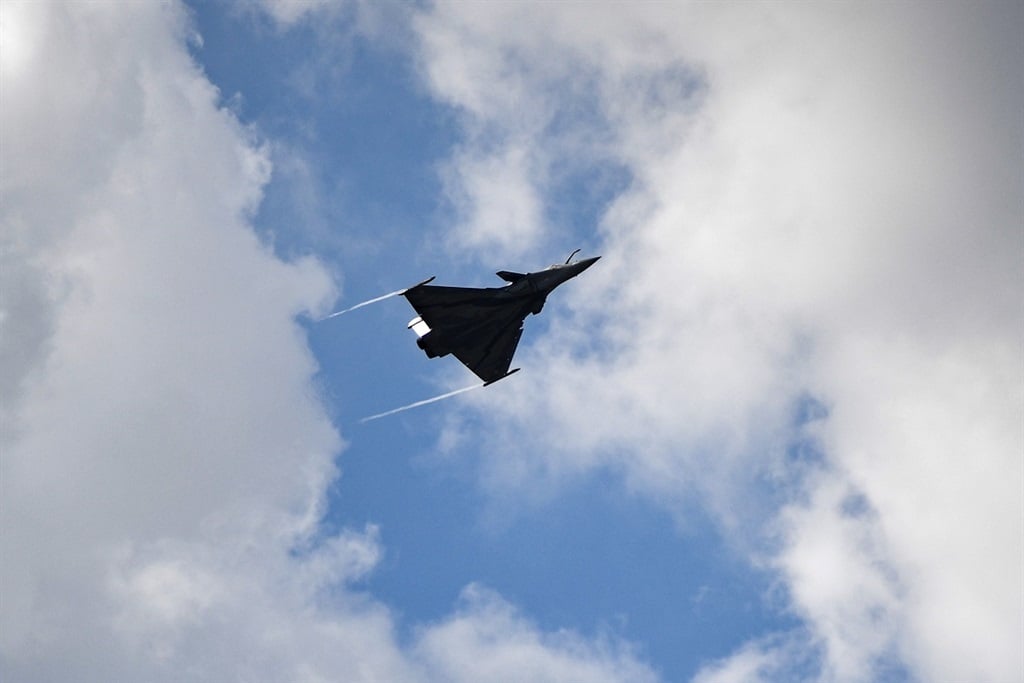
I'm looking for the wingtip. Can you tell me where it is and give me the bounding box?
[483,368,520,387]
[402,275,436,294]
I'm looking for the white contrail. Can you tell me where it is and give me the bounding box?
[321,288,406,320]
[360,383,483,423]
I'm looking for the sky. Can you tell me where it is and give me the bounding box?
[1,1,1021,682]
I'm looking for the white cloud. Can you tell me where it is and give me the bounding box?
[249,0,335,27]
[416,585,659,683]
[0,2,657,681]
[414,2,669,260]
[690,635,805,683]
[413,2,1023,681]
[773,476,902,682]
[440,142,545,256]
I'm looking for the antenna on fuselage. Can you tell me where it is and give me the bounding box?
[565,248,581,264]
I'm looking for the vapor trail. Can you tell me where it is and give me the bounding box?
[360,383,483,423]
[321,288,406,320]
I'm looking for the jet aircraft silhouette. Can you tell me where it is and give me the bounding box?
[403,251,600,385]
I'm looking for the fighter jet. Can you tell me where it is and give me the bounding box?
[403,250,600,385]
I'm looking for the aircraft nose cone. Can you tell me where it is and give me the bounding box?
[537,255,602,294]
[570,255,600,275]
[560,255,600,283]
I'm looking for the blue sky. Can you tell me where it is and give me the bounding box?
[2,2,1021,682]
[187,6,788,677]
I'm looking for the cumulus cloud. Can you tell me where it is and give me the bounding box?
[690,634,810,683]
[439,142,546,256]
[412,2,1023,681]
[416,585,659,683]
[0,2,654,681]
